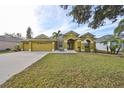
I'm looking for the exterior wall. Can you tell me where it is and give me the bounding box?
[22,41,55,51]
[96,43,107,51]
[90,42,96,51]
[63,32,78,50]
[80,37,96,52]
[52,42,55,51]
[32,41,53,51]
[64,33,78,40]
[74,40,81,51]
[0,41,17,50]
[64,40,67,50]
[23,42,29,51]
[81,41,85,51]
[74,41,78,51]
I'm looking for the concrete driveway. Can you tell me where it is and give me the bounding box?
[0,51,49,85]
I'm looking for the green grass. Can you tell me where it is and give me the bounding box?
[0,50,12,54]
[1,53,124,88]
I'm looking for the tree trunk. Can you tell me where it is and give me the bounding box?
[110,47,112,54]
[116,46,121,55]
[107,45,109,53]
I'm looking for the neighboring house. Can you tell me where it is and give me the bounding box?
[96,35,113,51]
[96,34,124,51]
[0,35,23,50]
[118,33,124,50]
[21,31,96,52]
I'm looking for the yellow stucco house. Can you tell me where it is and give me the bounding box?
[21,31,96,52]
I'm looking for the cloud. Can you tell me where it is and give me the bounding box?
[0,5,123,38]
[0,6,40,37]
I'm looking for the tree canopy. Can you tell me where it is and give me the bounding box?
[26,27,33,39]
[52,30,61,39]
[61,5,124,29]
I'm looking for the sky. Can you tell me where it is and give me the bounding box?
[0,5,123,38]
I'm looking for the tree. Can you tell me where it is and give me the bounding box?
[4,32,18,37]
[109,36,123,55]
[52,30,61,39]
[114,18,124,36]
[16,33,22,38]
[109,36,118,54]
[61,5,124,29]
[113,19,124,54]
[100,35,123,54]
[52,30,62,50]
[115,38,123,55]
[26,27,33,39]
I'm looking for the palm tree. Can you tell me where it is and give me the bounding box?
[114,19,124,54]
[109,36,118,54]
[100,35,122,54]
[52,30,61,39]
[109,36,124,55]
[52,30,62,50]
[115,38,124,55]
[114,19,124,36]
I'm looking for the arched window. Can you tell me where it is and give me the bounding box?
[84,40,90,48]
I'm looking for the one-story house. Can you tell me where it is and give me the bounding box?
[0,35,22,50]
[21,31,96,52]
[96,34,124,51]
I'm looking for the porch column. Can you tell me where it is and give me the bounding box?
[81,41,85,51]
[29,41,32,51]
[90,41,95,52]
[75,40,81,51]
[52,42,55,51]
[64,40,67,51]
[21,42,24,51]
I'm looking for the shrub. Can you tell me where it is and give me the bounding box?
[5,48,11,51]
[122,48,124,53]
[13,45,21,52]
[110,45,118,54]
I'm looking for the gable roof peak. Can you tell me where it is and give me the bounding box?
[64,31,79,36]
[80,32,94,37]
[35,34,49,39]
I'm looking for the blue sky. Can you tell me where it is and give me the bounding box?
[0,5,123,38]
[35,6,123,38]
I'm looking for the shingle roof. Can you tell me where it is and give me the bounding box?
[119,33,124,39]
[80,32,95,38]
[0,35,23,42]
[64,31,79,36]
[96,35,113,43]
[35,34,49,39]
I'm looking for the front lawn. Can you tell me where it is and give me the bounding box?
[0,50,12,54]
[1,53,124,88]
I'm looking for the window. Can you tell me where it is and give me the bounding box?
[111,41,117,46]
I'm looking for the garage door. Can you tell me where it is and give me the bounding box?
[23,42,29,51]
[32,42,52,51]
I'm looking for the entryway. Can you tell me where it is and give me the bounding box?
[67,39,75,50]
[84,40,91,52]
